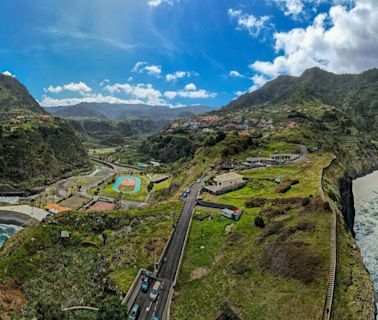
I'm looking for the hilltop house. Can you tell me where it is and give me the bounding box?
[204,172,246,195]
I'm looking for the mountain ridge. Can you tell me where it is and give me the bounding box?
[45,102,218,121]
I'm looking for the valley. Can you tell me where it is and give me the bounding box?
[0,68,377,320]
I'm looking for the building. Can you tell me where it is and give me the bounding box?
[244,157,267,165]
[214,172,243,189]
[270,154,300,161]
[204,172,246,195]
[221,208,243,221]
[60,231,70,239]
[45,203,72,214]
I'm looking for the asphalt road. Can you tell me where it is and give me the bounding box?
[130,180,203,320]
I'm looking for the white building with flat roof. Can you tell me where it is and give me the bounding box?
[214,172,243,189]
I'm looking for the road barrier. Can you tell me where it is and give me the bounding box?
[122,268,146,309]
[62,306,99,312]
[196,199,237,211]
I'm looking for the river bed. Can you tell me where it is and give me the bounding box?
[353,170,378,310]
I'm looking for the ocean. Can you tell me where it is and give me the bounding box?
[353,170,378,311]
[0,223,21,247]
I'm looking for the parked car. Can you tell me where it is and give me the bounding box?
[150,281,162,301]
[151,313,159,320]
[129,304,140,320]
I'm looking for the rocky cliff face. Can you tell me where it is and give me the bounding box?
[323,157,378,319]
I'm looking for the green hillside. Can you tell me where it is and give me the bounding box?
[225,67,378,139]
[0,75,91,193]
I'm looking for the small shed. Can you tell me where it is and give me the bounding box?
[60,231,70,239]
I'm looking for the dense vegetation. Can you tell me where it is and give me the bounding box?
[76,118,161,146]
[47,102,216,121]
[0,75,90,193]
[226,67,378,140]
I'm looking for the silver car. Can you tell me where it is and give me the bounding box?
[149,281,162,301]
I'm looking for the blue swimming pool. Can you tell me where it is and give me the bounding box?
[112,176,142,193]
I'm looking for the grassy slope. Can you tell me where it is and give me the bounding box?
[172,154,333,319]
[0,202,181,317]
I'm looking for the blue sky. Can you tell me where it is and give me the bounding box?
[1,0,378,108]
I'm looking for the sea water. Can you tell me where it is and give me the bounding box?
[353,170,378,311]
[0,224,21,247]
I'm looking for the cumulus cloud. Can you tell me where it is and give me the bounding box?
[104,82,164,105]
[228,9,271,37]
[229,70,246,78]
[273,0,305,17]
[184,83,197,91]
[250,0,378,89]
[165,71,194,82]
[45,82,92,94]
[272,0,356,19]
[1,71,16,77]
[132,61,162,77]
[164,83,216,100]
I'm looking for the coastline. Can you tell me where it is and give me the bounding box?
[0,210,39,227]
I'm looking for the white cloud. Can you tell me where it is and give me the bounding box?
[132,61,162,77]
[228,9,271,37]
[272,0,356,19]
[250,0,378,89]
[229,70,246,78]
[39,94,144,107]
[132,61,147,72]
[184,83,197,91]
[148,0,176,7]
[164,83,216,100]
[143,65,162,76]
[45,82,92,94]
[235,90,246,97]
[1,71,16,77]
[164,91,178,99]
[104,82,164,105]
[165,71,194,82]
[99,79,110,86]
[273,0,305,17]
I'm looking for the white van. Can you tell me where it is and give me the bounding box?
[150,281,162,301]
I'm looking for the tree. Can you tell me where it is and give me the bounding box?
[35,302,69,320]
[147,181,154,193]
[254,216,265,228]
[97,297,128,320]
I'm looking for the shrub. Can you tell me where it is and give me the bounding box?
[301,197,311,207]
[97,296,128,320]
[254,216,265,228]
[245,198,266,208]
[260,240,323,283]
[275,182,291,194]
[35,302,69,320]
